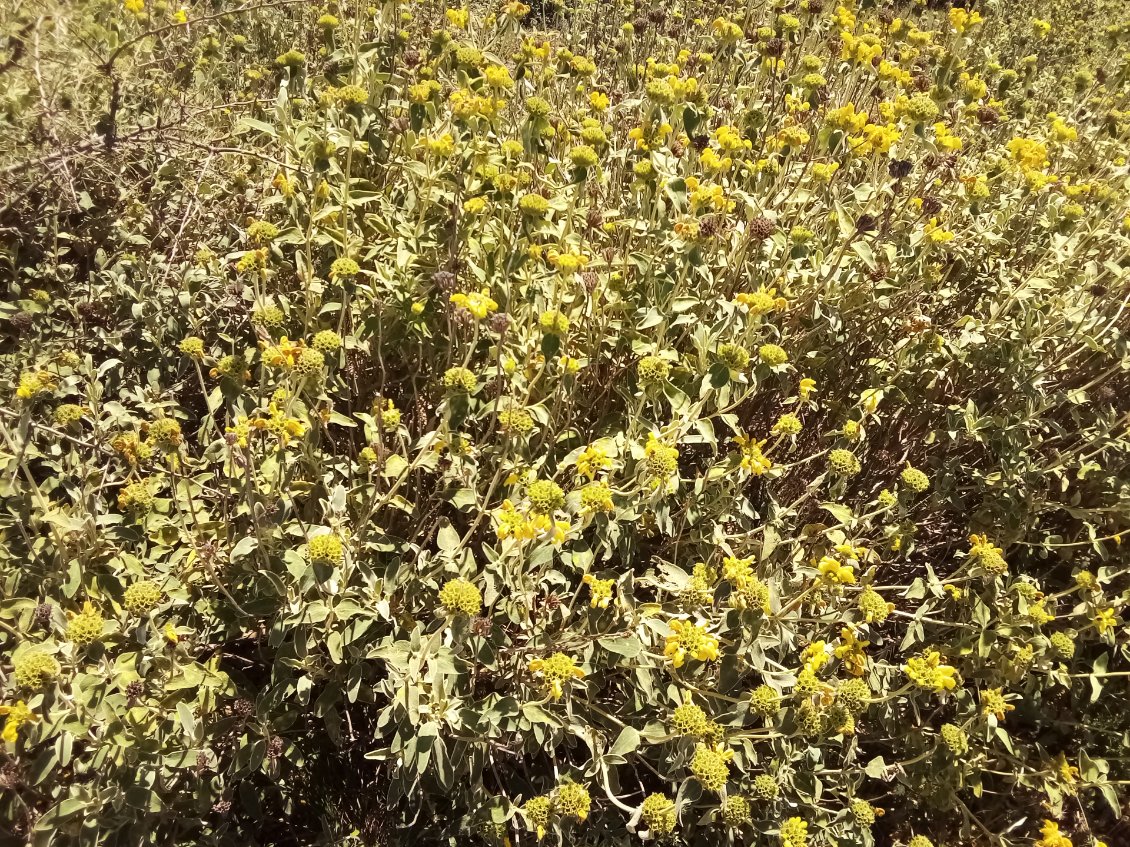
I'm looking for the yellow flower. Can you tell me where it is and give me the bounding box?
[528,652,585,699]
[817,556,856,586]
[981,687,1015,721]
[555,782,590,822]
[1035,820,1072,847]
[664,619,719,668]
[1007,136,1049,170]
[933,122,962,152]
[558,355,581,374]
[409,80,441,103]
[734,285,787,316]
[826,104,869,134]
[550,519,570,545]
[439,578,482,617]
[799,377,816,400]
[523,795,551,840]
[690,742,733,791]
[943,584,967,602]
[969,533,1008,576]
[1094,607,1119,634]
[924,219,955,244]
[721,556,769,612]
[904,650,959,691]
[733,434,772,476]
[582,574,614,609]
[576,444,612,479]
[1027,599,1054,625]
[834,627,869,677]
[16,370,58,401]
[449,289,498,320]
[445,7,469,29]
[0,701,38,743]
[713,124,749,153]
[1050,116,1078,143]
[579,481,614,514]
[227,417,251,448]
[546,248,589,274]
[812,162,839,183]
[164,623,179,644]
[948,7,982,33]
[495,499,535,542]
[425,133,456,157]
[67,601,105,645]
[483,64,513,90]
[1054,753,1079,789]
[801,641,830,674]
[643,433,680,487]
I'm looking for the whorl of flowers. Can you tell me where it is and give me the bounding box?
[4,0,1130,843]
[639,793,676,835]
[439,578,482,617]
[307,533,344,566]
[67,602,105,646]
[528,652,584,700]
[14,652,61,689]
[123,580,163,615]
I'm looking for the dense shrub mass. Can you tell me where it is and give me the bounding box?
[2,0,1130,844]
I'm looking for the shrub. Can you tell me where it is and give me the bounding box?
[1,0,1129,845]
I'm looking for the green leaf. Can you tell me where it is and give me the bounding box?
[864,756,887,779]
[609,726,641,757]
[236,117,278,136]
[33,798,87,829]
[27,748,59,787]
[1099,782,1121,817]
[708,362,730,388]
[821,502,854,524]
[230,536,258,562]
[176,702,196,741]
[598,635,642,658]
[125,786,164,812]
[450,488,478,510]
[521,702,561,727]
[437,522,461,553]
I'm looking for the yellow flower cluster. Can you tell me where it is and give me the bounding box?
[733,433,772,476]
[689,742,732,792]
[969,533,1008,576]
[528,652,584,699]
[721,556,770,612]
[16,369,59,401]
[581,573,614,608]
[307,533,344,566]
[67,602,105,646]
[495,499,569,545]
[904,650,959,692]
[439,578,482,617]
[0,701,37,743]
[664,619,719,668]
[643,433,680,488]
[450,289,498,320]
[1035,820,1072,847]
[817,556,856,586]
[14,652,61,689]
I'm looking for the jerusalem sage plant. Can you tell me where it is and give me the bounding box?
[0,0,1129,845]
